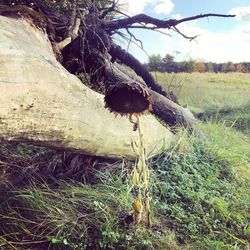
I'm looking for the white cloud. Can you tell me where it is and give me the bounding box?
[118,3,250,63]
[119,0,154,15]
[119,0,174,15]
[160,21,250,63]
[228,6,250,21]
[154,0,174,15]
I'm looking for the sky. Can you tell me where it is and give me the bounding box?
[116,0,250,63]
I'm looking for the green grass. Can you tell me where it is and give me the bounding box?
[0,72,250,249]
[150,135,249,249]
[155,72,250,110]
[155,72,250,137]
[155,72,250,248]
[0,129,249,249]
[0,158,179,250]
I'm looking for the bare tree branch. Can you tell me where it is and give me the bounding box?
[68,0,78,32]
[99,0,118,19]
[113,31,151,59]
[57,18,81,50]
[171,26,199,41]
[125,28,144,49]
[104,13,235,31]
[116,25,172,37]
[109,43,169,98]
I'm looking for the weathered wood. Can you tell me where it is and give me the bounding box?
[0,16,175,159]
[104,61,202,136]
[0,2,233,139]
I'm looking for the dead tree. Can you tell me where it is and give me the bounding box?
[0,0,235,138]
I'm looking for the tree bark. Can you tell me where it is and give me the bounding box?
[0,16,175,159]
[104,60,202,136]
[0,2,234,140]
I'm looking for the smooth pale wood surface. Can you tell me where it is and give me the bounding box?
[0,16,175,159]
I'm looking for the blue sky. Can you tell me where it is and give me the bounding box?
[117,0,250,63]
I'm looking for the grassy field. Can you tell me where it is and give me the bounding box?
[156,72,250,111]
[156,72,250,137]
[0,73,249,250]
[157,72,250,175]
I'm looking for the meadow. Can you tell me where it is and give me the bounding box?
[158,72,250,178]
[157,72,250,137]
[0,73,249,250]
[156,72,249,111]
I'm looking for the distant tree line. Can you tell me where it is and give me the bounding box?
[145,54,250,73]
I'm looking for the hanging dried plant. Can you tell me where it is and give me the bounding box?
[104,81,152,228]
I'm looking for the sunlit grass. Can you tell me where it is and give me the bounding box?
[0,126,249,249]
[155,72,250,112]
[0,72,249,249]
[155,72,250,138]
[0,167,179,250]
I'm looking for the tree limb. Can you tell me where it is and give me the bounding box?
[57,17,81,50]
[104,13,235,31]
[104,62,202,136]
[68,0,78,32]
[109,43,168,97]
[99,0,118,19]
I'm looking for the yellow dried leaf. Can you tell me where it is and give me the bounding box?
[132,198,143,225]
[132,168,139,186]
[133,198,142,213]
[137,158,143,173]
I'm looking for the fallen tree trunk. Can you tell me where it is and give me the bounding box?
[0,16,175,159]
[104,61,202,136]
[59,15,202,136]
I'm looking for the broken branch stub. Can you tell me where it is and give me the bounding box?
[104,81,153,116]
